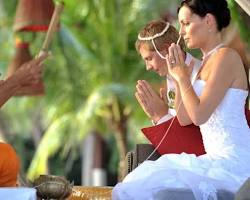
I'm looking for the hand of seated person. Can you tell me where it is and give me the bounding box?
[11,52,48,86]
[135,80,168,123]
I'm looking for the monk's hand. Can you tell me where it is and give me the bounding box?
[14,52,49,86]
[135,80,168,124]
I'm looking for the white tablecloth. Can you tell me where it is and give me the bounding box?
[0,187,36,200]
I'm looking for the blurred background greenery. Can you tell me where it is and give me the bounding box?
[0,0,249,186]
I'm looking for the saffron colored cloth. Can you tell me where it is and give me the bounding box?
[0,143,20,187]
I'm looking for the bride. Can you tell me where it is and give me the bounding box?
[112,0,250,199]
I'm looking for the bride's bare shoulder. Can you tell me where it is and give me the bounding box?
[212,47,243,70]
[216,47,242,62]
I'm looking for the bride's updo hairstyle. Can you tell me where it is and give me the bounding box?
[178,0,231,31]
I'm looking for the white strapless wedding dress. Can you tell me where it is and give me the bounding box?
[112,80,250,200]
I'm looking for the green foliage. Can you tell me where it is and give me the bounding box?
[228,0,250,47]
[0,0,182,181]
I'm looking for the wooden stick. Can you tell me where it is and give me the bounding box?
[39,2,64,55]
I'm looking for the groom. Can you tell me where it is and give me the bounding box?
[135,19,201,126]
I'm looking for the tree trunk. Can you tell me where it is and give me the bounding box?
[113,126,127,181]
[109,101,128,181]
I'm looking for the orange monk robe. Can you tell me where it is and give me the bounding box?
[0,142,20,187]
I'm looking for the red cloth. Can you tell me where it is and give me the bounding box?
[141,109,250,156]
[0,143,20,187]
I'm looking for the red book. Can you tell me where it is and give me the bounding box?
[141,117,206,156]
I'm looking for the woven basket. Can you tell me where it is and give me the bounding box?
[68,186,113,200]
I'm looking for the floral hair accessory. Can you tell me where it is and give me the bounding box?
[138,22,170,59]
[138,22,170,41]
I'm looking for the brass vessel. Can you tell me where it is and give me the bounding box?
[33,175,73,199]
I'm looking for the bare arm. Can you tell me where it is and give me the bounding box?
[0,53,48,108]
[174,60,196,126]
[170,46,246,125]
[174,83,193,126]
[0,78,21,107]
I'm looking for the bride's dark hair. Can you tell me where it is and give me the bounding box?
[178,0,231,31]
